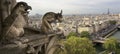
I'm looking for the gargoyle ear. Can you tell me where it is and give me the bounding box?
[60,10,62,14]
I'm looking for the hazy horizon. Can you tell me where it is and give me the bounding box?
[17,0,120,15]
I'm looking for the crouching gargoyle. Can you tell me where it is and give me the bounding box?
[40,10,63,35]
[2,2,32,43]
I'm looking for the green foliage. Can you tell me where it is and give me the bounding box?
[67,32,77,39]
[54,46,67,54]
[80,31,90,38]
[64,36,96,54]
[103,37,119,52]
[109,20,117,25]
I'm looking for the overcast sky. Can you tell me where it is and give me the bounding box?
[17,0,120,15]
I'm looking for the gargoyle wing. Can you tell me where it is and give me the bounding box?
[3,14,18,35]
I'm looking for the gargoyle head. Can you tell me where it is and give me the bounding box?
[14,2,32,13]
[56,10,63,22]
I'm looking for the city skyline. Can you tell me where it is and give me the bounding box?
[17,0,120,15]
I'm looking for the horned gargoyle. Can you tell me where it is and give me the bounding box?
[2,2,32,42]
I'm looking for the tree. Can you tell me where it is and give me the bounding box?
[103,37,119,53]
[67,32,77,39]
[109,20,117,25]
[54,46,67,54]
[64,36,96,54]
[80,31,90,38]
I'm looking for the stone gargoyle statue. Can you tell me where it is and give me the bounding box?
[40,10,63,35]
[2,2,32,43]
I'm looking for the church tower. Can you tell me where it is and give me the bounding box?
[107,8,110,15]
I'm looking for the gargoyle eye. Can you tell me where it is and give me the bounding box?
[20,4,24,7]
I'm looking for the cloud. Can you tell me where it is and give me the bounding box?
[17,0,120,15]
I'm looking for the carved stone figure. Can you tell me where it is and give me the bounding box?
[40,10,63,34]
[2,2,32,42]
[0,0,16,39]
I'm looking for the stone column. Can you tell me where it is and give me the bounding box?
[0,0,16,39]
[0,1,2,38]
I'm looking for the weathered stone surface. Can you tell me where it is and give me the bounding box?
[40,10,63,34]
[0,0,16,40]
[0,43,26,54]
[2,2,32,42]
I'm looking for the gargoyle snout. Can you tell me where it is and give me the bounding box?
[27,6,32,10]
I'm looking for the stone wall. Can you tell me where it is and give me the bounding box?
[0,0,16,38]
